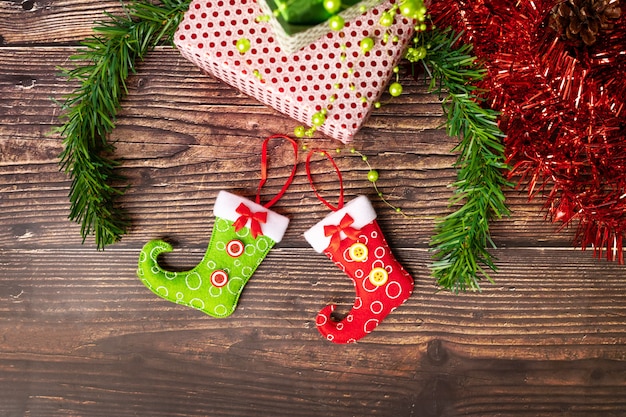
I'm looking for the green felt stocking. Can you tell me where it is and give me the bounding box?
[137,190,290,317]
[137,134,298,317]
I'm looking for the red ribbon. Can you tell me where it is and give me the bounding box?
[324,214,360,252]
[233,203,267,238]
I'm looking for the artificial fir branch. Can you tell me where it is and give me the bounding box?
[406,27,512,292]
[55,0,191,249]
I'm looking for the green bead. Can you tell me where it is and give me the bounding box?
[236,38,251,54]
[399,1,417,18]
[311,112,326,127]
[328,15,345,31]
[415,46,427,60]
[294,125,306,138]
[360,37,374,53]
[379,12,394,27]
[323,0,342,14]
[367,170,379,182]
[388,82,403,97]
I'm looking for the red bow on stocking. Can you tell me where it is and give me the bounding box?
[233,203,267,238]
[324,214,361,252]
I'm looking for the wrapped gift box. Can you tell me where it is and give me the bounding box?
[258,0,381,53]
[174,0,414,143]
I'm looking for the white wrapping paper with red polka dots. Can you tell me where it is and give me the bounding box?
[174,0,415,143]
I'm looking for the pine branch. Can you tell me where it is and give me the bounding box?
[406,27,512,292]
[54,0,191,249]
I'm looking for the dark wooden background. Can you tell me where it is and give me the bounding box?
[1,1,626,416]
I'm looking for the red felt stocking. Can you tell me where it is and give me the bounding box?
[303,150,414,344]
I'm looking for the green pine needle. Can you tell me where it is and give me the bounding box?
[406,27,513,292]
[54,0,191,249]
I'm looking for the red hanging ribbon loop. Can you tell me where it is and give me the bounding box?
[305,148,344,212]
[233,202,268,238]
[256,134,299,209]
[324,213,360,252]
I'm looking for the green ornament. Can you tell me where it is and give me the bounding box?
[379,12,394,27]
[328,15,345,31]
[360,37,375,53]
[367,170,379,183]
[400,1,417,19]
[236,38,251,54]
[294,125,306,138]
[389,82,403,97]
[311,111,326,127]
[415,46,427,60]
[323,0,342,14]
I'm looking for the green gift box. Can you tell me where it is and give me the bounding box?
[259,0,379,53]
[266,0,363,31]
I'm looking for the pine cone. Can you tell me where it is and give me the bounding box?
[549,0,622,46]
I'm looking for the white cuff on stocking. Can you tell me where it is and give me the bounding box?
[304,195,377,253]
[213,190,290,243]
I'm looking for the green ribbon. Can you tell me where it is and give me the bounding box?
[265,0,362,34]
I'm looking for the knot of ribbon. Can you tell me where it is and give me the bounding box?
[233,203,267,238]
[324,214,360,252]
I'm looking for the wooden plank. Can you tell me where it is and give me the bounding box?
[0,0,125,45]
[0,47,573,251]
[1,248,625,416]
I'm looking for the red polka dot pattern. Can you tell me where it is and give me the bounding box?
[174,0,414,143]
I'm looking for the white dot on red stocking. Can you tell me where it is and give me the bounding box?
[385,281,403,299]
[362,277,378,292]
[370,301,384,315]
[364,318,379,334]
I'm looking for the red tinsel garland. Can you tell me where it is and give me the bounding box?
[430,0,626,262]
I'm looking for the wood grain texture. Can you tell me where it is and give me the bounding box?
[1,2,625,416]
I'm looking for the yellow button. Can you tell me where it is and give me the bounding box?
[369,267,388,287]
[349,243,368,262]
